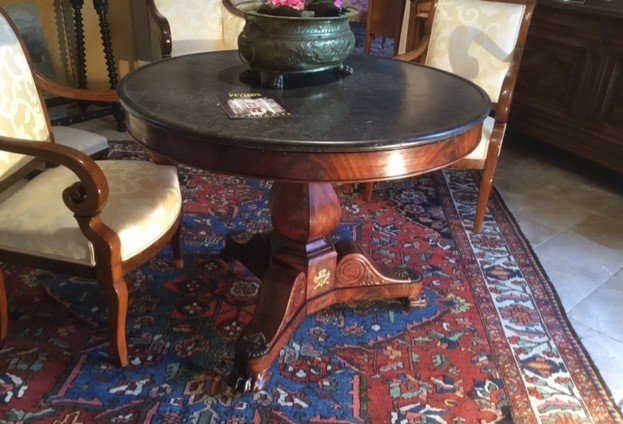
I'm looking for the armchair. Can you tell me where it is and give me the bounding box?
[0,9,184,367]
[146,0,246,59]
[363,0,535,233]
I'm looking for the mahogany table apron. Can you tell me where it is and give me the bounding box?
[118,51,490,392]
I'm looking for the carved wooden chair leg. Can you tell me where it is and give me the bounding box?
[97,267,130,367]
[473,181,491,233]
[365,33,373,54]
[0,270,8,340]
[363,182,374,202]
[393,38,400,56]
[171,221,184,269]
[472,138,502,233]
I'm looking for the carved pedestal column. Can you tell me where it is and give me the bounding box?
[223,182,422,392]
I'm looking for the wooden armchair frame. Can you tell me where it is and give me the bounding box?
[34,70,119,104]
[364,0,407,56]
[146,0,173,58]
[0,9,183,367]
[363,0,535,233]
[0,136,184,367]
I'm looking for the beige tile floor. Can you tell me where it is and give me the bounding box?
[80,117,623,409]
[498,130,623,409]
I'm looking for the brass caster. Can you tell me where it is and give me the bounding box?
[403,295,427,309]
[227,368,269,393]
[260,72,284,89]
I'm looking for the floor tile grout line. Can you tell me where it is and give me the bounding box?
[562,274,614,314]
[568,316,623,346]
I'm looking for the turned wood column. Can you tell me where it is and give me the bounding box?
[69,0,87,89]
[92,0,118,90]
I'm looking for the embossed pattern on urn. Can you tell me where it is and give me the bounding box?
[238,2,357,88]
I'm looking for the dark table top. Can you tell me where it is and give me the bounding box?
[118,51,490,154]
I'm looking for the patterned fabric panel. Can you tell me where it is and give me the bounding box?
[463,115,494,160]
[0,160,181,265]
[425,0,525,102]
[52,126,109,156]
[0,13,50,183]
[221,4,245,50]
[154,0,224,47]
[171,39,227,56]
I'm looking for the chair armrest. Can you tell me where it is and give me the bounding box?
[223,0,244,18]
[495,47,523,124]
[146,0,172,58]
[0,136,109,217]
[33,70,118,103]
[394,35,429,63]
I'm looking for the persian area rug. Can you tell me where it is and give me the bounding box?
[0,141,621,424]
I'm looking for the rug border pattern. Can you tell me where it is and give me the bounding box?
[440,169,623,423]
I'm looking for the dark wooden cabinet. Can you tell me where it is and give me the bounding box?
[511,0,623,173]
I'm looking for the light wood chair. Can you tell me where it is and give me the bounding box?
[146,0,246,59]
[364,0,406,56]
[363,0,536,233]
[0,9,184,367]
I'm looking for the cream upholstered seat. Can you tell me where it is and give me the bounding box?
[52,126,109,157]
[0,9,183,367]
[463,115,494,162]
[363,0,535,233]
[148,0,245,58]
[0,161,181,265]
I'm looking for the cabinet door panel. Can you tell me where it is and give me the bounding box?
[517,39,582,109]
[510,4,623,174]
[600,55,623,136]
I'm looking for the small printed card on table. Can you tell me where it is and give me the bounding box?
[216,93,290,119]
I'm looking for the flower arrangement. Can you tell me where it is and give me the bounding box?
[257,0,350,17]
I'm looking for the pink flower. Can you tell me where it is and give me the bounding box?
[268,0,306,10]
[289,0,306,10]
[334,0,343,7]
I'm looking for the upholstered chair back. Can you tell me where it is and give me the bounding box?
[0,13,50,184]
[424,0,526,103]
[154,0,224,42]
[153,0,243,55]
[221,3,246,50]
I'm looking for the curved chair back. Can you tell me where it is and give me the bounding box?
[424,0,527,103]
[154,0,224,43]
[0,12,51,184]
[221,0,246,49]
[152,0,244,54]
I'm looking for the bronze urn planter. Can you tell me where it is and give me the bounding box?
[237,1,357,88]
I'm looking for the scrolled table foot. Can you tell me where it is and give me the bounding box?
[228,331,271,393]
[330,239,423,305]
[334,63,354,76]
[227,263,306,392]
[221,232,273,279]
[237,331,271,359]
